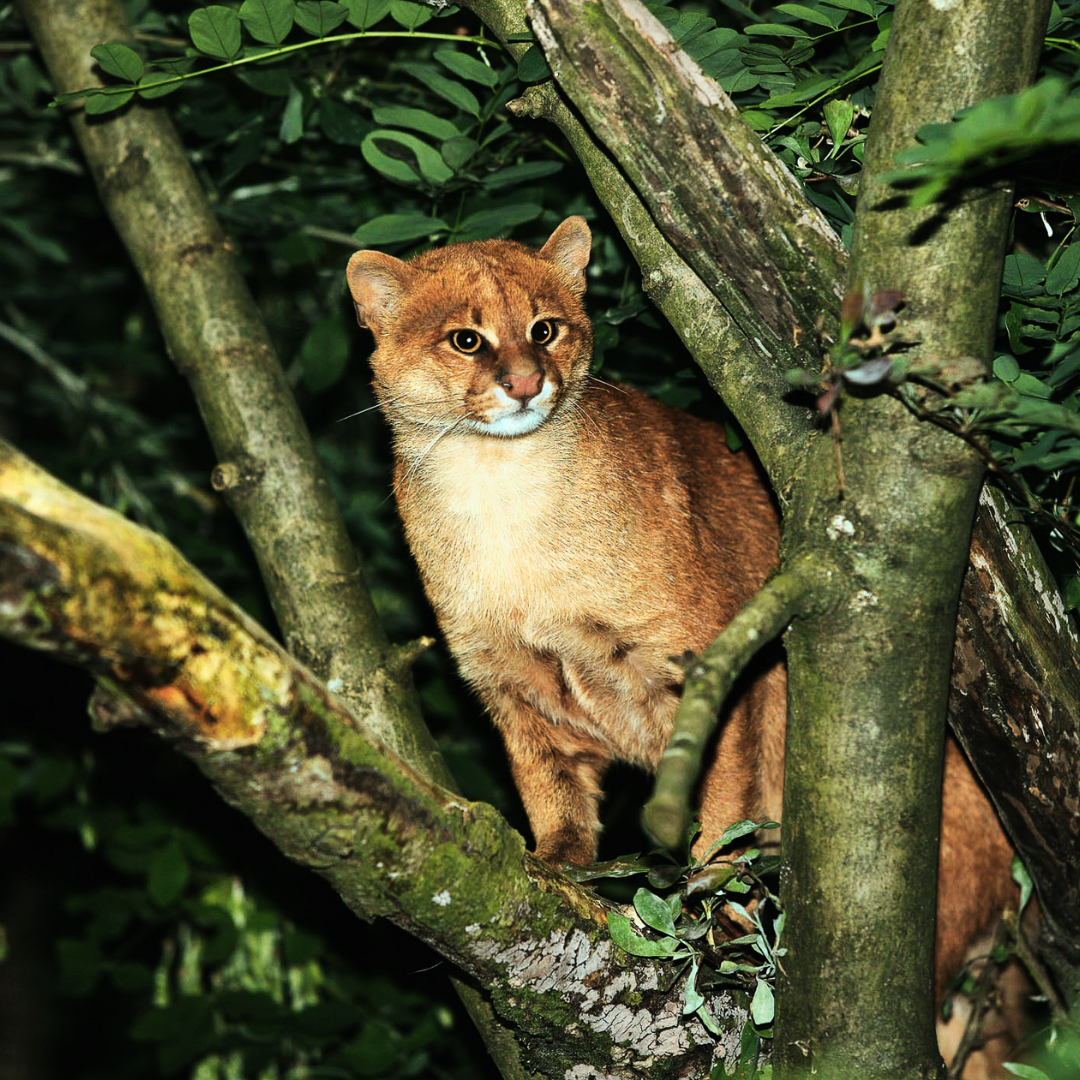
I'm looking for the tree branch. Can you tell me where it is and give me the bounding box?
[954,486,1080,1003]
[17,0,445,780]
[0,438,753,1080]
[643,557,832,850]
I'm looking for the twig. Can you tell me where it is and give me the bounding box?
[642,557,830,850]
[945,920,1009,1080]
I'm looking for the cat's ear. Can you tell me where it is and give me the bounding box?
[539,216,592,295]
[346,251,413,335]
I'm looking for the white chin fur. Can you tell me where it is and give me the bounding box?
[479,409,547,437]
[472,382,554,437]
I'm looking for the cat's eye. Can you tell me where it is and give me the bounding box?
[530,320,557,346]
[450,329,483,354]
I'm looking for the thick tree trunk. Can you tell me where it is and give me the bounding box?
[775,2,1050,1076]
[956,486,1080,1005]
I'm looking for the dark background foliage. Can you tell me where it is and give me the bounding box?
[2,0,1080,1075]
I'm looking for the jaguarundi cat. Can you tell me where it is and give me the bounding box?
[346,216,1021,1072]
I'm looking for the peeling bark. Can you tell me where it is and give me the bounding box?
[954,487,1080,1002]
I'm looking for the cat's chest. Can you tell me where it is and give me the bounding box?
[395,432,587,609]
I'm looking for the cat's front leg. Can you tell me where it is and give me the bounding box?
[488,695,611,865]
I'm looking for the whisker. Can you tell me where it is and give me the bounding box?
[563,394,605,440]
[336,401,386,422]
[341,393,467,425]
[587,375,630,395]
[393,413,470,503]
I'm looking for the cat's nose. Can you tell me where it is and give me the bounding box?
[500,371,544,404]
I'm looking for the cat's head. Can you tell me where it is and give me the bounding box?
[346,217,593,439]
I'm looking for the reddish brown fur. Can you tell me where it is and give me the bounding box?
[347,218,1021,1067]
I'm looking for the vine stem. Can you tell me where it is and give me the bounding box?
[53,29,506,106]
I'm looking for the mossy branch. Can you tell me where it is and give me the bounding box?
[643,559,828,851]
[0,438,756,1077]
[530,0,847,354]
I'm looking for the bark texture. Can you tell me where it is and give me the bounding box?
[775,2,1051,1077]
[17,0,445,779]
[955,487,1080,1004]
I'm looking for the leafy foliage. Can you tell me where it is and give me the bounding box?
[576,821,782,1046]
[882,76,1080,206]
[1,708,478,1079]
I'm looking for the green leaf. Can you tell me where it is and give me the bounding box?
[342,0,392,28]
[751,979,775,1025]
[390,0,433,28]
[1003,1066,1053,1080]
[1002,253,1047,299]
[238,65,293,96]
[745,22,812,37]
[84,88,135,114]
[517,45,551,83]
[320,97,373,145]
[774,3,840,27]
[683,957,705,1014]
[422,71,481,117]
[240,0,296,44]
[91,43,145,82]
[295,0,349,35]
[482,160,563,189]
[632,887,678,937]
[362,130,453,185]
[189,6,243,59]
[300,316,350,392]
[1046,243,1080,297]
[372,105,460,141]
[606,911,679,958]
[994,354,1021,382]
[1065,575,1080,611]
[1010,856,1033,916]
[279,82,306,143]
[1012,372,1052,399]
[147,839,190,906]
[436,49,500,87]
[721,67,761,94]
[137,72,183,100]
[713,819,767,852]
[456,203,542,239]
[823,99,854,155]
[441,136,478,170]
[819,0,873,12]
